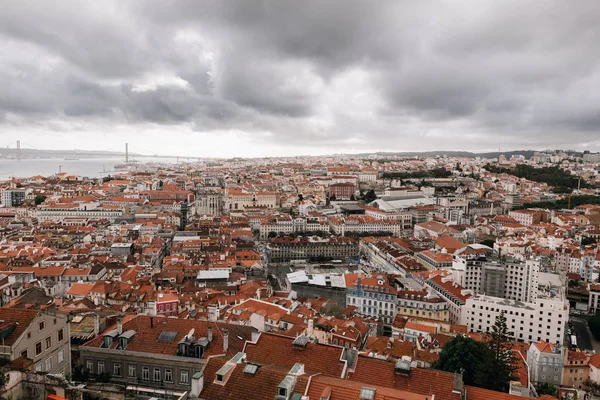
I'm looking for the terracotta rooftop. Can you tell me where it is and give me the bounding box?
[348,356,461,400]
[244,332,347,378]
[0,308,39,346]
[83,315,256,358]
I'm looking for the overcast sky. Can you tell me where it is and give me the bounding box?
[1,1,600,157]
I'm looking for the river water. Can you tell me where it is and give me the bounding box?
[0,157,179,179]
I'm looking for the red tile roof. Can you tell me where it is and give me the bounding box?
[466,386,525,400]
[201,356,309,400]
[0,308,39,346]
[348,356,461,400]
[244,332,347,377]
[83,316,256,358]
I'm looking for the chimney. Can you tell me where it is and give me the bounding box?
[117,317,123,335]
[307,319,314,337]
[223,330,229,353]
[208,326,213,342]
[94,314,100,335]
[191,371,204,397]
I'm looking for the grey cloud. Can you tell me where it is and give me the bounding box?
[1,0,600,153]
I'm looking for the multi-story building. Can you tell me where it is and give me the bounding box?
[562,349,589,389]
[461,282,568,344]
[416,249,453,269]
[527,341,565,385]
[418,272,472,324]
[328,215,404,237]
[195,188,223,216]
[38,205,123,222]
[361,205,413,230]
[509,209,545,226]
[267,236,358,263]
[79,316,256,398]
[346,274,397,324]
[451,255,540,303]
[328,183,356,200]
[0,308,71,375]
[1,189,26,207]
[396,288,449,322]
[588,283,600,314]
[259,216,330,239]
[225,188,278,211]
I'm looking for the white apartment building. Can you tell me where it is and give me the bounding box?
[329,216,404,237]
[417,273,472,324]
[460,283,568,344]
[509,210,540,226]
[362,206,413,230]
[38,206,123,222]
[451,256,540,303]
[259,217,330,239]
[358,171,378,182]
[588,284,600,314]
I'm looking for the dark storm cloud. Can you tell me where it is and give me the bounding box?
[1,0,600,152]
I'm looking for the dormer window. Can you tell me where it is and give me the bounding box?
[278,388,287,397]
[102,336,113,348]
[117,337,127,350]
[178,343,187,356]
[216,373,223,382]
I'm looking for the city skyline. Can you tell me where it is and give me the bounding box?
[1,1,600,157]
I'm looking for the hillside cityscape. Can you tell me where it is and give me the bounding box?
[0,150,599,400]
[3,1,600,400]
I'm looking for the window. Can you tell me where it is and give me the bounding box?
[58,329,64,342]
[45,336,52,350]
[154,368,161,382]
[142,367,149,381]
[113,363,121,377]
[20,349,28,358]
[86,360,93,373]
[45,357,52,371]
[129,365,136,377]
[180,370,189,384]
[39,321,45,331]
[165,369,173,382]
[58,350,64,364]
[35,363,43,372]
[35,342,42,356]
[98,361,105,374]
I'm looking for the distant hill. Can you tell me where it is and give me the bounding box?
[357,150,550,160]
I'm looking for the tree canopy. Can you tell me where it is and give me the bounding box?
[436,312,517,392]
[433,336,489,386]
[483,164,589,192]
[382,168,451,180]
[589,314,600,341]
[34,194,47,205]
[475,311,518,392]
[537,382,558,397]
